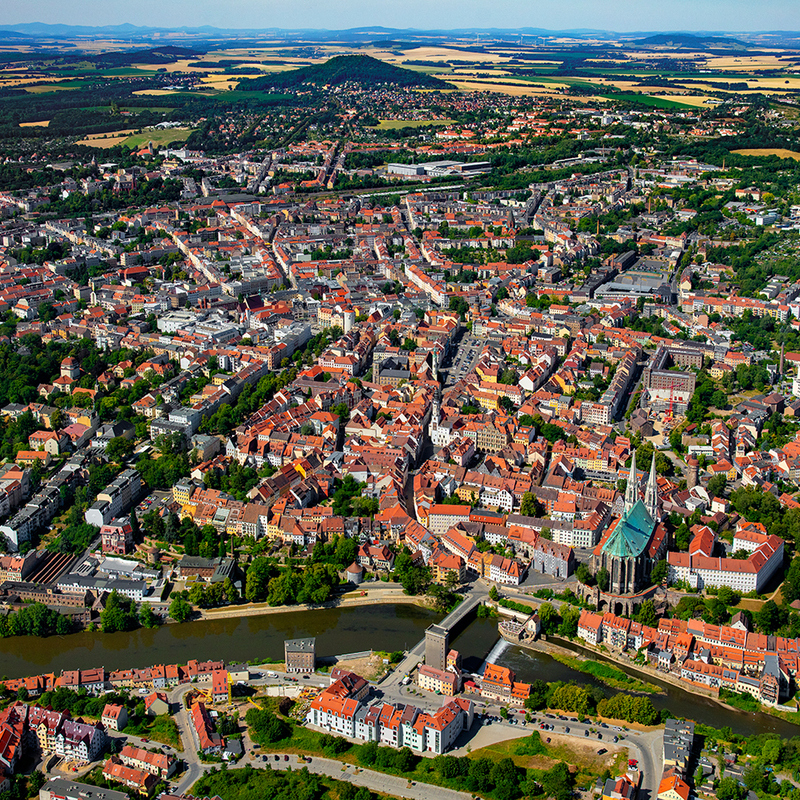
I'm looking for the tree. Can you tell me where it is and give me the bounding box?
[538,602,558,634]
[357,741,379,766]
[597,567,609,592]
[650,559,668,585]
[717,586,741,607]
[168,596,192,623]
[540,762,575,800]
[223,576,240,604]
[717,777,747,800]
[576,563,594,585]
[707,474,727,499]
[520,492,537,517]
[245,556,274,603]
[139,604,159,629]
[245,707,289,745]
[100,590,138,633]
[331,402,350,423]
[782,557,800,604]
[105,435,134,462]
[489,585,500,602]
[444,570,460,590]
[711,390,728,409]
[755,600,783,634]
[637,599,657,627]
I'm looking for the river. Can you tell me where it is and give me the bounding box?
[2,606,799,738]
[0,603,442,680]
[477,620,800,739]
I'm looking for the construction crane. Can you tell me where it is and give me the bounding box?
[665,379,677,423]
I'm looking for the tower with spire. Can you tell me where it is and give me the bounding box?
[595,448,667,596]
[624,450,638,513]
[644,451,659,520]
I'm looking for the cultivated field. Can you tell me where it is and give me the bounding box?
[75,128,193,148]
[733,148,800,160]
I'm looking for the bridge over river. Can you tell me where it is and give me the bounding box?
[380,582,488,689]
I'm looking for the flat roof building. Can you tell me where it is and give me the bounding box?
[285,637,316,673]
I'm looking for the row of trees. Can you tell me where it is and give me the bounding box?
[244,557,341,606]
[522,677,663,726]
[0,601,71,638]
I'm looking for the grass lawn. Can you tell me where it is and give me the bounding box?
[122,128,194,149]
[214,90,293,102]
[125,714,182,748]
[471,732,626,789]
[600,93,696,109]
[549,654,661,694]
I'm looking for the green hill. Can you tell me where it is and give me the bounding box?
[238,54,451,91]
[632,33,747,50]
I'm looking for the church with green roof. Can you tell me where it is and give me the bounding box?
[592,450,668,596]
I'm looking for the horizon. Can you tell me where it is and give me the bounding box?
[3,0,800,36]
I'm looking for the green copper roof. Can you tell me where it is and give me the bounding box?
[602,500,655,559]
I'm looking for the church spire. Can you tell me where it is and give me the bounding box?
[625,450,637,513]
[645,450,659,520]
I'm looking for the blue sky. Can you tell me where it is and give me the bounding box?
[4,0,800,32]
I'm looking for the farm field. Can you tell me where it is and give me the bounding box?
[75,127,193,148]
[732,148,800,160]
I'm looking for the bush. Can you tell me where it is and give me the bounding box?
[514,732,548,756]
[244,707,290,745]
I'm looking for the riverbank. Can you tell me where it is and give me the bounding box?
[198,588,427,621]
[547,650,662,695]
[506,630,800,725]
[502,630,719,699]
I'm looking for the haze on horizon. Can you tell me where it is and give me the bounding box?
[4,0,800,34]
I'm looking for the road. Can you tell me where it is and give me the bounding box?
[171,682,205,793]
[440,331,481,388]
[266,753,472,800]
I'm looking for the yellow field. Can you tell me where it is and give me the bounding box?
[733,148,800,160]
[449,80,562,97]
[76,127,193,149]
[707,55,790,70]
[75,133,133,148]
[372,45,512,65]
[19,120,50,127]
[132,89,197,96]
[24,84,80,93]
[199,74,238,91]
[652,94,713,107]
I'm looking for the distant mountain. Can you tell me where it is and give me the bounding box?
[632,33,748,49]
[0,23,796,47]
[238,54,451,91]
